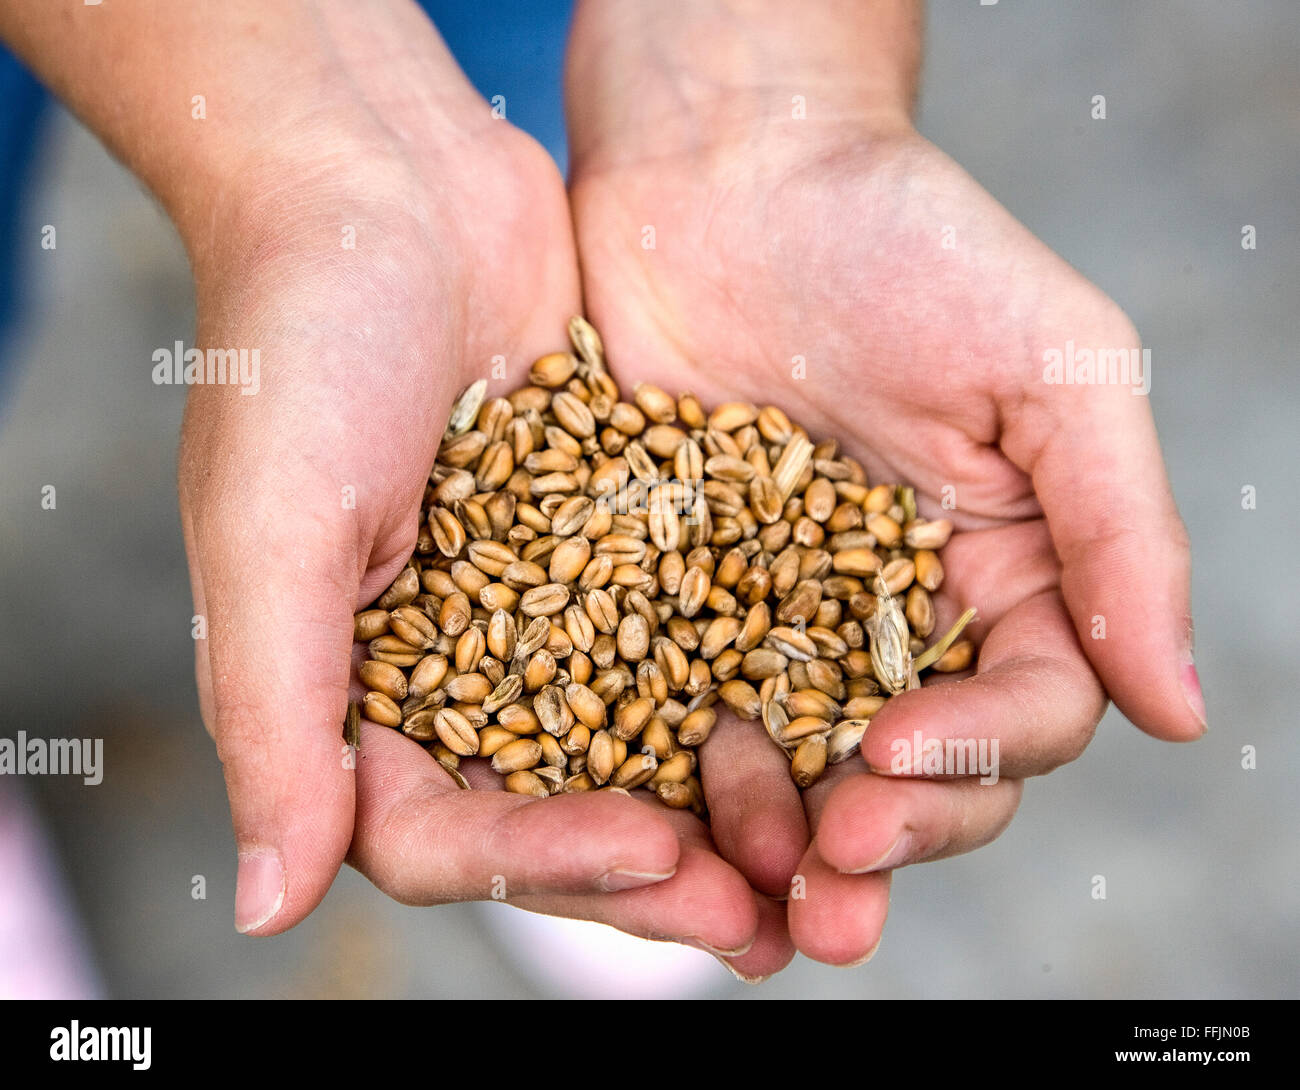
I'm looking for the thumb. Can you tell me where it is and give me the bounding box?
[1001,313,1204,742]
[187,489,362,935]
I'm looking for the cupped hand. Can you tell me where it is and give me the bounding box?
[569,121,1203,965]
[176,105,791,974]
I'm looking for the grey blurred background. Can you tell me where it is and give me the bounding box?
[0,1,1296,998]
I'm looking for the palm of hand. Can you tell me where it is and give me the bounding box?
[570,129,1139,961]
[182,126,794,967]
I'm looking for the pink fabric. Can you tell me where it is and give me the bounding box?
[0,781,103,998]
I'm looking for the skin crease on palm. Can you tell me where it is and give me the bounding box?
[0,0,1202,986]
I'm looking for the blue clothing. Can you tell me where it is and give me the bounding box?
[0,55,47,387]
[421,0,572,169]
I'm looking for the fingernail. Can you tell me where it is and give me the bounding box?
[846,831,913,874]
[596,867,676,892]
[1179,656,1208,735]
[685,936,754,958]
[713,957,770,985]
[838,938,883,969]
[235,850,285,934]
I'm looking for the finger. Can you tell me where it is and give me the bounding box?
[194,493,361,936]
[860,588,1108,780]
[813,769,1023,876]
[1000,311,1204,740]
[784,764,892,966]
[350,723,681,901]
[787,849,891,967]
[507,803,761,958]
[177,471,216,736]
[714,892,796,984]
[697,709,809,898]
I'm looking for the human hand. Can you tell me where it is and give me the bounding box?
[164,14,789,968]
[566,4,1203,966]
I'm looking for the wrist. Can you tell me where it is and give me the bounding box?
[166,6,493,276]
[0,0,492,275]
[566,0,920,174]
